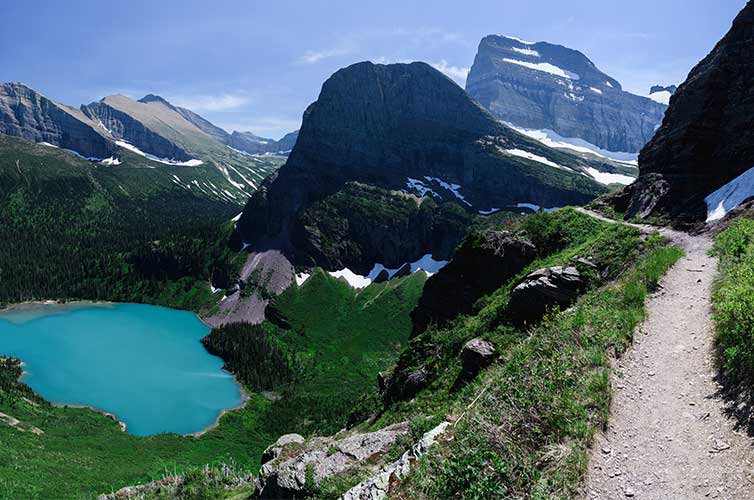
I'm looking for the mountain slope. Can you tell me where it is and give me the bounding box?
[0,83,116,159]
[0,134,267,309]
[617,1,754,223]
[466,35,667,156]
[237,61,609,273]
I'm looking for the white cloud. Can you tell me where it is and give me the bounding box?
[296,47,351,65]
[429,60,470,85]
[169,94,251,112]
[370,57,469,86]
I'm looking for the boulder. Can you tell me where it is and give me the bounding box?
[261,433,306,464]
[508,265,589,323]
[460,339,496,379]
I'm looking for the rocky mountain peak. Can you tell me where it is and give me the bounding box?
[650,84,678,95]
[466,35,667,155]
[138,94,171,105]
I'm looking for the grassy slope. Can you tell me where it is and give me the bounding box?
[344,209,684,499]
[0,271,425,499]
[711,218,754,382]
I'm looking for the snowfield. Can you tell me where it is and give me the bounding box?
[584,167,635,186]
[705,165,754,221]
[502,148,572,171]
[115,140,204,166]
[502,58,580,80]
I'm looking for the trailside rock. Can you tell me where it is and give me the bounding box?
[411,231,537,335]
[460,339,496,380]
[466,35,666,154]
[255,422,409,499]
[508,265,588,323]
[623,2,754,222]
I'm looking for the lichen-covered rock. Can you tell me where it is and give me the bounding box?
[255,422,409,499]
[261,433,306,464]
[340,422,450,500]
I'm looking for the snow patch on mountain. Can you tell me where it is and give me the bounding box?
[648,90,672,105]
[584,167,635,186]
[478,208,501,215]
[514,202,559,213]
[115,140,204,166]
[502,148,572,171]
[423,176,471,206]
[501,35,535,45]
[705,165,754,221]
[100,157,122,166]
[502,58,580,80]
[504,123,639,163]
[510,47,540,57]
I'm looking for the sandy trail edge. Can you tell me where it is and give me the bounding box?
[577,209,754,499]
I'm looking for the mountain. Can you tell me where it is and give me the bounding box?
[0,83,116,159]
[0,85,283,203]
[229,130,299,155]
[466,35,668,157]
[236,61,614,275]
[614,1,754,223]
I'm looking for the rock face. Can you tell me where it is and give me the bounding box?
[0,83,116,159]
[620,2,754,223]
[508,265,589,323]
[255,422,410,499]
[411,231,537,334]
[466,35,667,154]
[82,95,204,161]
[238,61,604,272]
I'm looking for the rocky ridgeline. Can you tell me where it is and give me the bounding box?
[614,1,754,222]
[466,35,667,154]
[0,83,116,159]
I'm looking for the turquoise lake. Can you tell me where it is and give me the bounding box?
[0,303,243,436]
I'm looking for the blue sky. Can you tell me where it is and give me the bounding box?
[1,0,746,138]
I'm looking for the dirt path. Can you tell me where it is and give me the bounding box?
[580,210,754,499]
